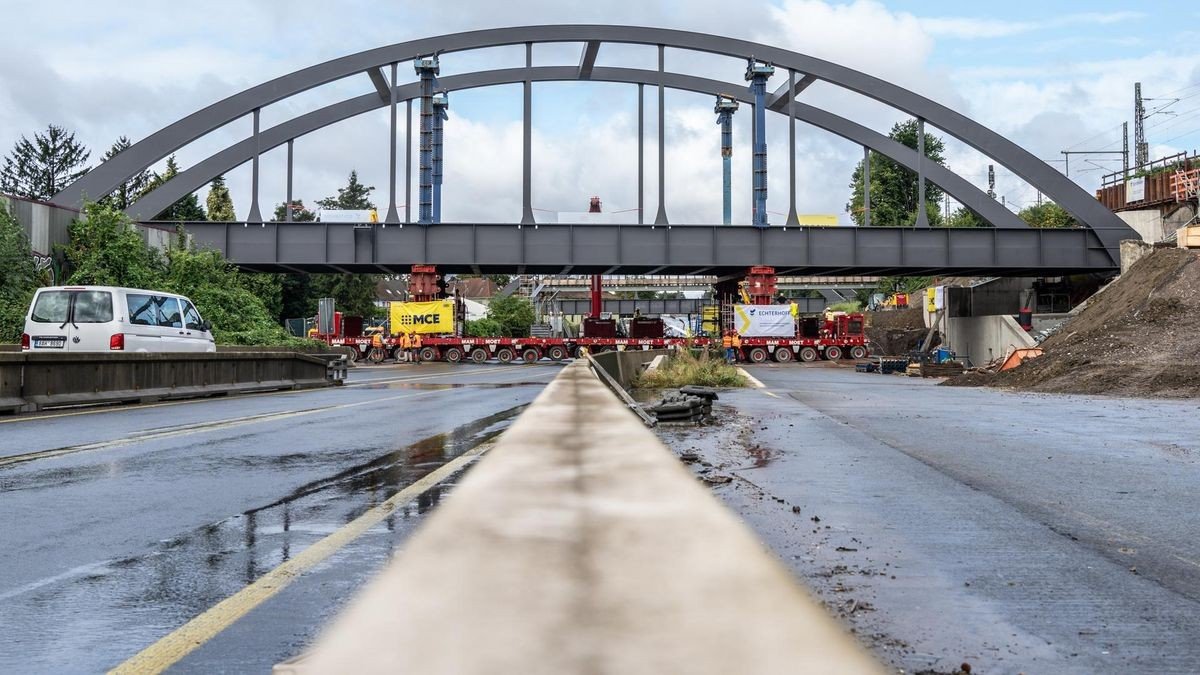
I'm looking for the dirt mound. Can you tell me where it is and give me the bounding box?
[866,308,927,356]
[944,248,1200,397]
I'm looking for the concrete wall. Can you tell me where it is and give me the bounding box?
[283,361,883,674]
[2,194,178,256]
[1120,239,1156,274]
[590,348,673,389]
[1119,209,1166,243]
[943,313,1036,367]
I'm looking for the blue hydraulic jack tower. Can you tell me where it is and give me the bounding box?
[431,91,449,224]
[745,58,775,228]
[414,55,440,224]
[714,95,739,226]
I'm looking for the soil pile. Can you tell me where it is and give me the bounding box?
[866,308,927,356]
[944,248,1200,397]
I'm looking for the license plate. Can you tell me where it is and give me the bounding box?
[34,337,66,349]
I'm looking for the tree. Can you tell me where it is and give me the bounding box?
[1,124,90,200]
[64,201,166,288]
[847,120,946,226]
[272,200,317,222]
[140,156,206,221]
[1018,202,1075,229]
[316,170,376,211]
[311,274,380,319]
[944,206,990,228]
[0,200,40,342]
[99,136,150,210]
[485,295,536,337]
[205,175,236,221]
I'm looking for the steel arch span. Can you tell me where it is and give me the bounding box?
[52,25,1136,275]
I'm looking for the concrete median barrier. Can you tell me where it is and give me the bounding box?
[2,351,342,413]
[278,360,883,675]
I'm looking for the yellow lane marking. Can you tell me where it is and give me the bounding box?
[109,439,495,675]
[0,365,522,426]
[0,390,444,469]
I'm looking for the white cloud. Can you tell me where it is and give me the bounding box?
[920,11,1145,40]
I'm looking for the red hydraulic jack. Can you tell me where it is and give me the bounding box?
[409,265,439,302]
[744,266,777,305]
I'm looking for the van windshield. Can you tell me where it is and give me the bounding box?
[30,291,71,323]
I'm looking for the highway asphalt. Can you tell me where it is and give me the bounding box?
[0,362,562,673]
[658,363,1200,674]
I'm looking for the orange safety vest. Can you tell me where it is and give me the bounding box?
[412,334,423,348]
[731,334,742,348]
[399,334,411,349]
[371,333,383,348]
[722,334,733,348]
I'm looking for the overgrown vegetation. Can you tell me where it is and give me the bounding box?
[847,119,948,227]
[480,295,536,337]
[0,201,40,343]
[59,201,312,346]
[635,349,747,389]
[827,300,862,313]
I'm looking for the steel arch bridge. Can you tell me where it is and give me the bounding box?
[52,25,1136,276]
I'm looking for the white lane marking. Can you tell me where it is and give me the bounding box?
[737,367,767,389]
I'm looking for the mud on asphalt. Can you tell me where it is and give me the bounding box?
[655,405,971,675]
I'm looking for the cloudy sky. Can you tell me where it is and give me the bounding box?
[2,0,1198,224]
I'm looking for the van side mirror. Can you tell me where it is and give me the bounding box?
[201,320,213,332]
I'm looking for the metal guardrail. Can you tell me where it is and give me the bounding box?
[585,351,660,428]
[0,351,343,414]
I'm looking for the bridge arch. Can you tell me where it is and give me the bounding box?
[52,24,1135,269]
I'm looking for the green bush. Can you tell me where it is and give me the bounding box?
[0,202,38,343]
[635,349,747,389]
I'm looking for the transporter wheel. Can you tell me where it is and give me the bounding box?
[799,347,818,362]
[346,347,360,363]
[444,347,464,363]
[367,347,386,364]
[747,347,768,364]
[470,348,489,364]
[419,346,438,362]
[547,345,569,361]
[824,346,843,361]
[391,346,406,362]
[496,347,515,364]
[849,345,869,360]
[774,347,794,363]
[521,347,541,364]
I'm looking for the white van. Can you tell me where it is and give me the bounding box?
[22,286,216,353]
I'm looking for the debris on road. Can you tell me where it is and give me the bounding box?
[644,387,718,423]
[945,248,1200,397]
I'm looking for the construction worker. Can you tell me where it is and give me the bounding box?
[722,330,735,364]
[407,331,419,364]
[398,331,411,363]
[411,331,423,364]
[731,330,743,363]
[369,330,385,363]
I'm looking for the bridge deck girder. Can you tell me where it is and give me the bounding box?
[177,221,1117,276]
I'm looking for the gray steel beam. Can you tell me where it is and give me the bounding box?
[786,68,799,227]
[553,298,704,315]
[521,43,535,225]
[578,40,601,79]
[767,73,818,112]
[179,221,1116,276]
[385,62,400,224]
[124,66,1030,234]
[637,83,644,225]
[55,24,1135,255]
[654,45,668,225]
[367,67,391,103]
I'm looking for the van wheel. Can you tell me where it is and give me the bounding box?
[799,347,818,362]
[521,348,540,364]
[470,348,489,364]
[849,345,868,360]
[774,347,794,363]
[547,345,568,361]
[496,347,515,364]
[824,346,843,360]
[444,347,463,363]
[747,347,768,363]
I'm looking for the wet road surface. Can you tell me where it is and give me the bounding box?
[658,364,1200,675]
[0,362,560,673]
